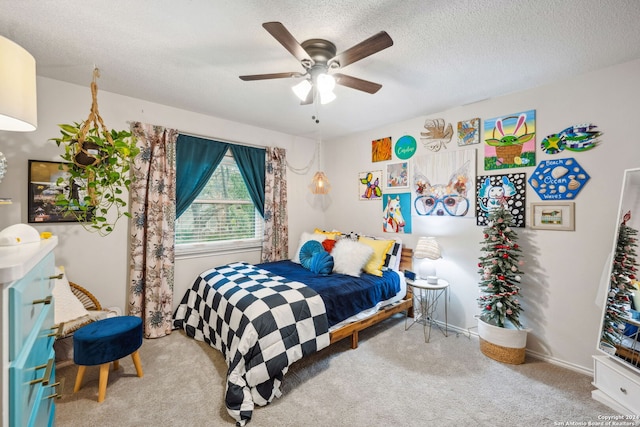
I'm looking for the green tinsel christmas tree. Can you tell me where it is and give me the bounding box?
[478,204,525,328]
[601,211,638,346]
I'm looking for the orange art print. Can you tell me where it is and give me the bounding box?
[372,137,392,162]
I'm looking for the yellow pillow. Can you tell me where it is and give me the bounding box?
[358,236,395,277]
[314,228,342,240]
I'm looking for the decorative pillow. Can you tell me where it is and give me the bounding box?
[52,266,90,327]
[358,236,395,277]
[332,239,374,277]
[299,240,324,269]
[292,232,326,264]
[309,251,334,275]
[314,228,342,240]
[321,238,337,253]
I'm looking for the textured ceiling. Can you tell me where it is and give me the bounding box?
[1,0,640,140]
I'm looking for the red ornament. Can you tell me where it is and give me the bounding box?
[498,275,505,280]
[513,244,519,249]
[486,305,492,311]
[478,263,482,268]
[502,253,509,259]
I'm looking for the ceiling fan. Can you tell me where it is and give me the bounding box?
[239,22,393,105]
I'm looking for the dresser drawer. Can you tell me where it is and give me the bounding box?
[594,356,640,414]
[8,252,55,358]
[9,305,55,427]
[28,349,57,427]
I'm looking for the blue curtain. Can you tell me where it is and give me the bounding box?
[230,144,266,217]
[175,134,229,218]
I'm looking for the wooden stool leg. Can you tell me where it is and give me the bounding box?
[73,365,86,393]
[97,363,110,403]
[131,350,144,378]
[113,360,120,370]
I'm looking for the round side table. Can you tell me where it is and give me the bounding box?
[405,278,449,343]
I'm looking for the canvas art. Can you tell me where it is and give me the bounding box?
[385,162,409,189]
[475,173,527,227]
[359,170,383,200]
[382,192,411,233]
[394,135,417,160]
[457,118,481,146]
[420,118,453,152]
[484,110,536,170]
[412,149,476,217]
[528,158,590,200]
[372,137,392,162]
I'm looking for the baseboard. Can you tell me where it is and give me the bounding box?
[435,321,594,377]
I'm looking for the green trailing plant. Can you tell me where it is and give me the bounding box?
[50,122,139,236]
[49,68,139,236]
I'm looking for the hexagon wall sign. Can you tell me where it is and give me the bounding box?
[528,158,590,200]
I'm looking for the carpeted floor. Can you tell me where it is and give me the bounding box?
[55,314,616,427]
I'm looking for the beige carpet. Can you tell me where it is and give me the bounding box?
[55,315,613,427]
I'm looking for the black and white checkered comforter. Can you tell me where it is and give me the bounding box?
[173,262,330,426]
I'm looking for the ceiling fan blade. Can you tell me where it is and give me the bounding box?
[239,72,303,81]
[333,73,382,94]
[262,22,313,64]
[329,31,393,69]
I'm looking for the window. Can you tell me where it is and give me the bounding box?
[175,152,263,254]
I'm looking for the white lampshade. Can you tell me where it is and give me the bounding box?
[317,73,336,105]
[309,171,331,195]
[0,36,37,131]
[414,237,442,260]
[292,79,312,101]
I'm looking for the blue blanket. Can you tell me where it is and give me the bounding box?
[256,260,401,327]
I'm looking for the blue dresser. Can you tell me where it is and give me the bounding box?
[1,237,58,427]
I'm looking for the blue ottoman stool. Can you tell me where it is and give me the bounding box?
[73,316,144,402]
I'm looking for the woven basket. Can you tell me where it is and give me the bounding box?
[480,337,526,365]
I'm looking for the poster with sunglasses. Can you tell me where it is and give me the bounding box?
[475,173,527,227]
[412,149,476,217]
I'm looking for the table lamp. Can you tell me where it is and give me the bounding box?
[414,236,441,284]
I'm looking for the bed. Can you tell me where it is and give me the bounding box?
[173,237,413,426]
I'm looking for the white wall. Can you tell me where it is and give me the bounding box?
[322,59,640,372]
[0,77,323,313]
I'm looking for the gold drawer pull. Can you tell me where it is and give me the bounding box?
[46,381,62,399]
[29,358,54,385]
[48,324,64,338]
[32,295,52,305]
[620,387,627,394]
[48,273,63,280]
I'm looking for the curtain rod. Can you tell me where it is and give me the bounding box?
[177,129,269,150]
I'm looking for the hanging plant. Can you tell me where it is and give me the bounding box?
[49,68,139,236]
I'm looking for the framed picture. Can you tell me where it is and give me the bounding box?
[358,170,383,200]
[385,161,409,189]
[529,202,575,231]
[28,160,92,223]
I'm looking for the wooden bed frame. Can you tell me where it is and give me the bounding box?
[329,247,414,349]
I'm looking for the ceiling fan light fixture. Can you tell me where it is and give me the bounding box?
[319,90,336,105]
[292,79,312,101]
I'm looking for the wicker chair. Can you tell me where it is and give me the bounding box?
[69,281,102,311]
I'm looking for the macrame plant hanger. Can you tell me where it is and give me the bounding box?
[73,68,115,204]
[74,68,114,168]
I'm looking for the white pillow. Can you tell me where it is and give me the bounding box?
[52,266,90,326]
[332,239,374,277]
[292,231,326,264]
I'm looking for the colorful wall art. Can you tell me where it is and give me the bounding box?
[484,110,536,170]
[382,193,412,234]
[420,118,453,152]
[372,137,392,162]
[412,149,476,217]
[475,173,527,227]
[385,162,409,189]
[359,170,383,200]
[540,123,602,154]
[528,158,590,200]
[457,118,481,146]
[394,135,417,160]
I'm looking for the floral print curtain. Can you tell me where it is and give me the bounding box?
[261,146,289,262]
[128,122,178,338]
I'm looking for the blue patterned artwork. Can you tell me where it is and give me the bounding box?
[458,118,480,146]
[528,158,590,200]
[540,123,602,155]
[383,193,412,233]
